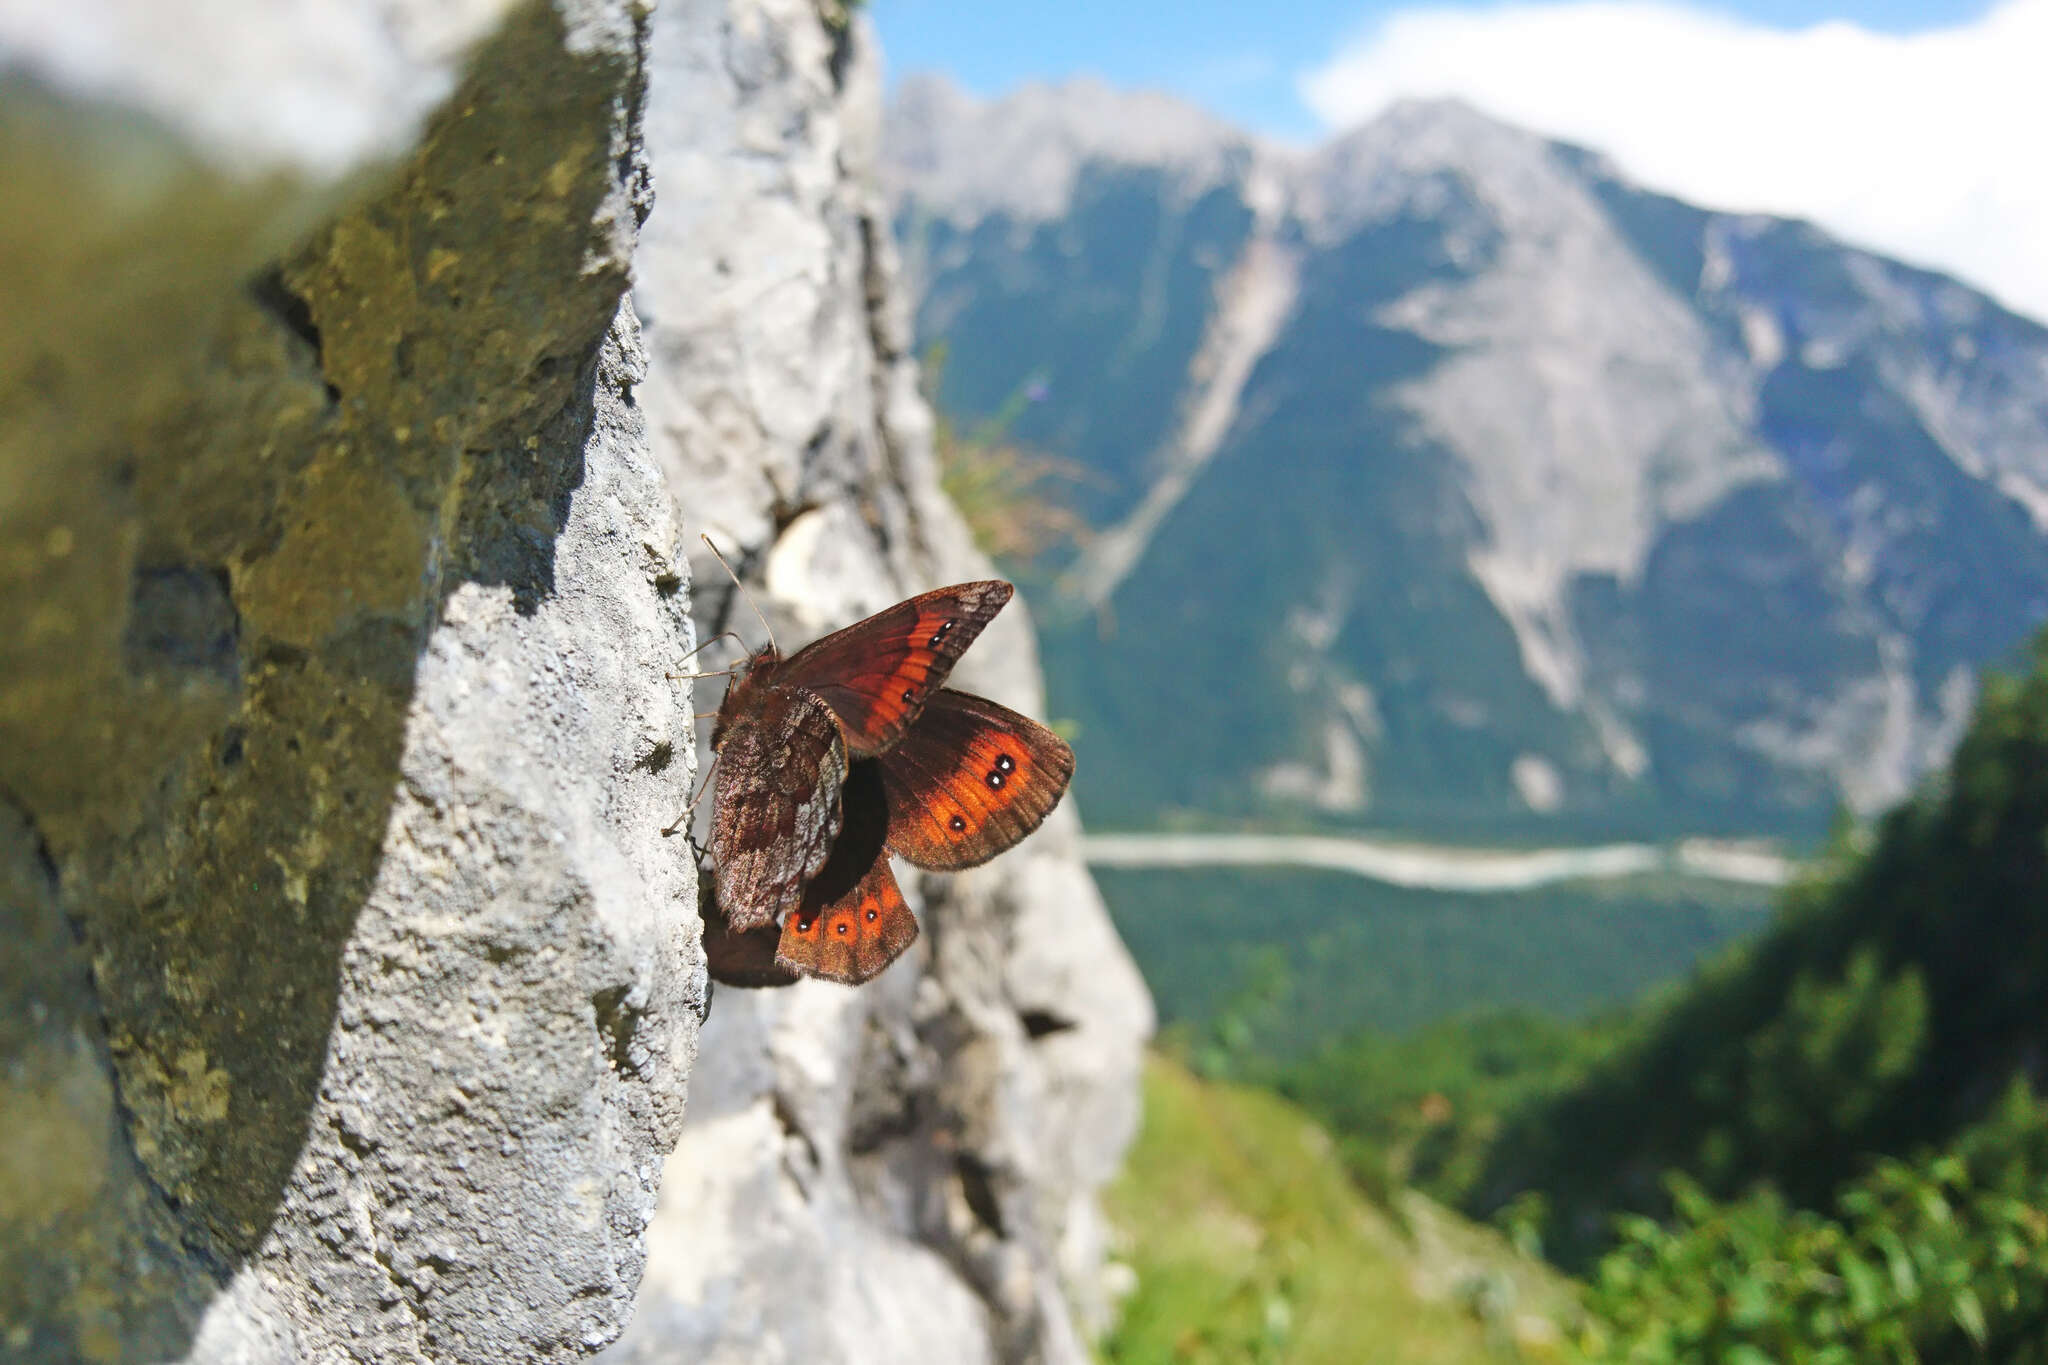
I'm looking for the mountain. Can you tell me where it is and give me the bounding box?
[885,76,2048,841]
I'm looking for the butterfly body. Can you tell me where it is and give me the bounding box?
[699,580,1074,987]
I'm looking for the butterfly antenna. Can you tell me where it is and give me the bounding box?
[702,533,776,655]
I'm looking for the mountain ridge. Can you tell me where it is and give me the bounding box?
[887,77,2048,840]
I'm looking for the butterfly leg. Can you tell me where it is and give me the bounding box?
[660,759,718,839]
[673,629,745,670]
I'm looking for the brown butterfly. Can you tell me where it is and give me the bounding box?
[699,580,1073,987]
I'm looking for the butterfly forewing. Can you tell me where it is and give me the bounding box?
[777,581,1013,756]
[876,689,1074,870]
[710,687,848,931]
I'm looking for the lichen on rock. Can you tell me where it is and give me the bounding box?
[5,1,1151,1361]
[2,2,697,1360]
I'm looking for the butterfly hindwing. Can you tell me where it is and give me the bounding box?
[710,686,847,931]
[777,581,1013,756]
[876,689,1075,870]
[699,881,799,989]
[774,856,916,986]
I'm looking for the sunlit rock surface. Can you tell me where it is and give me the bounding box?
[601,4,1153,1362]
[0,3,698,1360]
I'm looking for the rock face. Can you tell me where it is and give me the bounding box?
[5,5,1149,1362]
[2,3,701,1361]
[889,77,2048,841]
[600,4,1153,1363]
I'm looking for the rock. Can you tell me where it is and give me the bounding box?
[6,1,1154,1360]
[603,4,1154,1362]
[1,3,699,1361]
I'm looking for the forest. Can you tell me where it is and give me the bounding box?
[1144,633,2048,1359]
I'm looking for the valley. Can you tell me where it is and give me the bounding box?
[1083,829,1794,891]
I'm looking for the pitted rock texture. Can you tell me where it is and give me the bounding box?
[603,4,1154,1363]
[1,3,700,1361]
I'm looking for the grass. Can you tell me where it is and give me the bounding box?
[1101,1054,1580,1364]
[925,340,1098,567]
[938,430,1095,565]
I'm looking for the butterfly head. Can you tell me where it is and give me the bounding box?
[708,645,783,750]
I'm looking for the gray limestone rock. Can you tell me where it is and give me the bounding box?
[5,2,1152,1362]
[605,4,1154,1363]
[1,2,699,1361]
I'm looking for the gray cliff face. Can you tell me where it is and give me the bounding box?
[2,2,701,1361]
[603,5,1153,1363]
[4,6,1149,1364]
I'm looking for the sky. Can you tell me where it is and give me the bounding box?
[869,0,2048,324]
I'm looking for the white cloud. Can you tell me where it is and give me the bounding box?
[1299,0,2048,323]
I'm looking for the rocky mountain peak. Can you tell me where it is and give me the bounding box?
[1300,97,1569,237]
[888,74,2048,836]
[883,71,1276,227]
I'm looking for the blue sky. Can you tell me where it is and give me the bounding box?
[870,0,1994,141]
[868,0,2047,322]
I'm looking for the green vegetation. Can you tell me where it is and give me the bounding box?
[1466,637,2048,1269]
[816,0,863,31]
[1581,1083,2048,1363]
[1108,638,2048,1361]
[1101,1054,1579,1364]
[1098,866,1767,1054]
[903,170,1256,532]
[907,145,2048,1364]
[938,433,1092,566]
[924,341,1095,568]
[1271,1009,1619,1213]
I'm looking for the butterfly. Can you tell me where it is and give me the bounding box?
[698,580,1074,988]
